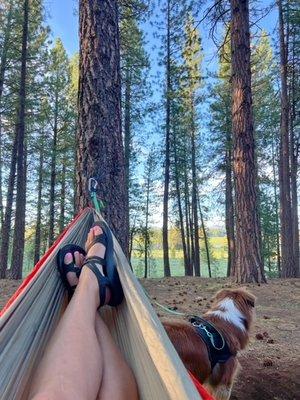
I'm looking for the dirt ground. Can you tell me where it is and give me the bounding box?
[1,277,299,400]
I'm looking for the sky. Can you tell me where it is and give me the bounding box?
[46,0,278,57]
[45,0,79,56]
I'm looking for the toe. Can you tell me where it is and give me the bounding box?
[74,251,81,267]
[64,252,73,265]
[93,225,102,236]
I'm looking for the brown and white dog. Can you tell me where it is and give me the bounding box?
[163,288,256,400]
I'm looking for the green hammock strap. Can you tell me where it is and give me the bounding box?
[88,177,105,214]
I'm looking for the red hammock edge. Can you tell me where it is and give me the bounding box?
[0,208,90,318]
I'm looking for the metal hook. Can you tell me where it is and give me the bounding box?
[88,177,98,193]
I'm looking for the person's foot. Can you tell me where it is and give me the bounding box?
[79,225,112,307]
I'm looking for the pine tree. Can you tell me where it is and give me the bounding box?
[230,0,266,283]
[277,0,296,277]
[252,32,281,275]
[120,3,150,260]
[159,0,195,276]
[181,14,202,276]
[76,0,128,253]
[47,39,71,246]
[209,33,235,277]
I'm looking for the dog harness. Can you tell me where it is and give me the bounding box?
[190,316,235,370]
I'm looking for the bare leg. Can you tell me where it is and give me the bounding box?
[29,226,138,400]
[95,314,138,400]
[29,268,104,400]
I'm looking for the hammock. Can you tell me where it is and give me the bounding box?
[0,207,201,400]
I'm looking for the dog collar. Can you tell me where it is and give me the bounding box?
[190,316,234,370]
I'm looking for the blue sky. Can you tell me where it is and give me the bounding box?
[46,0,278,58]
[45,0,79,55]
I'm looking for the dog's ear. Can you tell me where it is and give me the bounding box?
[213,289,231,302]
[246,298,255,308]
[240,288,256,308]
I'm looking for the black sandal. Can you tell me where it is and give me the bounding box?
[57,244,86,297]
[84,221,124,307]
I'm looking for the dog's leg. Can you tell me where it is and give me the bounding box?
[204,358,239,400]
[209,384,232,400]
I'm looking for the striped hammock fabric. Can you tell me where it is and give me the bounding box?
[0,208,201,399]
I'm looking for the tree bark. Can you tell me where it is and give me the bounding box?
[76,0,128,254]
[10,0,29,279]
[59,160,66,233]
[277,0,296,277]
[198,198,211,278]
[124,68,131,206]
[271,137,281,275]
[289,31,299,277]
[144,173,150,279]
[184,167,191,270]
[225,133,235,277]
[48,91,58,246]
[34,143,44,264]
[0,1,13,231]
[173,134,190,275]
[0,133,18,278]
[191,108,200,276]
[230,0,266,283]
[162,0,171,276]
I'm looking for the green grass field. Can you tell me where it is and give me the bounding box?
[131,258,227,278]
[131,236,228,278]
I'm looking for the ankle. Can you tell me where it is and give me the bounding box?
[77,267,100,306]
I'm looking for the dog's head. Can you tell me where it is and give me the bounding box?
[212,288,256,331]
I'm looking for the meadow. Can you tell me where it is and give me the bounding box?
[131,236,228,278]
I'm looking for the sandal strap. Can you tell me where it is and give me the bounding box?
[86,233,107,252]
[85,256,106,266]
[83,260,111,307]
[64,263,81,278]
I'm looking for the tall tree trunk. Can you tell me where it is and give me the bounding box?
[173,135,190,275]
[162,0,171,276]
[34,143,44,264]
[184,167,191,270]
[144,175,150,279]
[231,0,266,283]
[59,160,66,233]
[124,69,131,208]
[277,0,296,278]
[289,32,299,277]
[225,138,235,277]
[198,197,211,278]
[0,1,13,231]
[76,0,128,254]
[10,0,29,279]
[72,121,78,217]
[0,1,13,101]
[0,134,18,278]
[191,118,200,276]
[271,137,281,275]
[188,198,195,274]
[48,92,58,246]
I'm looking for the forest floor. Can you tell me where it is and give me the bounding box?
[1,277,299,400]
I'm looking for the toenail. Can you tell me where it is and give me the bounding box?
[65,253,73,262]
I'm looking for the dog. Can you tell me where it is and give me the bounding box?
[163,288,256,400]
